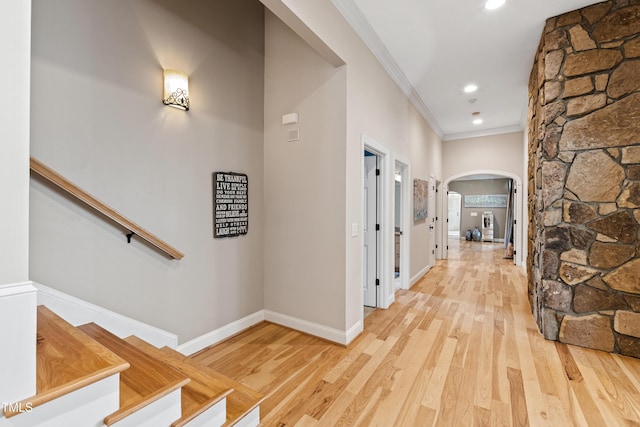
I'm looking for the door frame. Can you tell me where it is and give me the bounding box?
[361,134,393,309]
[427,176,437,268]
[363,151,379,308]
[435,179,443,259]
[393,155,410,291]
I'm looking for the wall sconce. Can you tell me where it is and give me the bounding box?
[163,69,189,111]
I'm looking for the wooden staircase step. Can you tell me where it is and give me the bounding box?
[165,348,265,426]
[4,306,129,418]
[78,323,190,425]
[124,335,233,427]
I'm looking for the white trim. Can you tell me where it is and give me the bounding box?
[362,135,393,311]
[443,124,524,142]
[410,264,431,287]
[384,292,396,309]
[265,310,352,345]
[33,282,178,349]
[428,175,438,268]
[0,281,38,298]
[177,310,265,356]
[0,281,37,404]
[392,155,411,291]
[345,320,363,345]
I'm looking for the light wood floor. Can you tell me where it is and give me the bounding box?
[191,240,640,426]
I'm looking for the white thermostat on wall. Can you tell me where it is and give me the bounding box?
[282,113,299,125]
[471,212,478,216]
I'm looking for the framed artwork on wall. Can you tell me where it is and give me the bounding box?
[464,194,508,208]
[413,178,428,221]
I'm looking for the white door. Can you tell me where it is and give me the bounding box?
[443,184,449,259]
[363,154,378,307]
[512,183,518,266]
[428,176,436,267]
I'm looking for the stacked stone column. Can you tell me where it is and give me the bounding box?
[528,1,640,357]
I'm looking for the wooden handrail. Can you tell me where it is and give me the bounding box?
[30,156,184,260]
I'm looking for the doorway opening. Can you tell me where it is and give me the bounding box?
[448,192,461,239]
[394,168,401,289]
[442,171,523,267]
[393,159,409,291]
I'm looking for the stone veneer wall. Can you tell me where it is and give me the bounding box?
[528,0,640,358]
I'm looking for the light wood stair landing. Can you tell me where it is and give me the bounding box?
[124,336,233,427]
[124,336,265,426]
[3,306,129,418]
[77,323,190,425]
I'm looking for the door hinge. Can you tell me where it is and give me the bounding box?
[436,188,438,193]
[514,250,517,255]
[376,224,380,231]
[436,216,438,221]
[514,188,517,193]
[436,244,438,249]
[447,245,449,250]
[375,278,380,287]
[432,250,435,254]
[376,169,380,176]
[514,220,517,224]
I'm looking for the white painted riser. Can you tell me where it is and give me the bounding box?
[182,397,227,427]
[234,407,261,427]
[110,389,182,427]
[0,375,119,427]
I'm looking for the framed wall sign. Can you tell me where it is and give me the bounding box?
[464,194,508,208]
[213,172,248,238]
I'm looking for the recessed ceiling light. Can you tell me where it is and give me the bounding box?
[473,118,483,125]
[464,84,478,93]
[485,0,505,10]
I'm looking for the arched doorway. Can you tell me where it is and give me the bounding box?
[442,170,524,267]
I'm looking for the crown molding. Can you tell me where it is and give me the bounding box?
[332,0,445,139]
[442,124,524,142]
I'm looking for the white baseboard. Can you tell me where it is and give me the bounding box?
[264,310,355,345]
[410,264,431,287]
[31,282,364,355]
[383,292,395,309]
[178,309,363,354]
[33,282,178,349]
[345,320,363,345]
[177,310,265,356]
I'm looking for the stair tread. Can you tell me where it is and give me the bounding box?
[4,306,129,418]
[78,323,190,426]
[167,348,265,426]
[124,335,234,427]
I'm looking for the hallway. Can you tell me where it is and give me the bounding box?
[192,240,640,426]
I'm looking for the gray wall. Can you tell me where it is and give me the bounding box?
[263,12,347,329]
[449,179,511,240]
[29,0,265,343]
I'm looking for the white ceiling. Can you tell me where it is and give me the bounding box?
[333,0,600,141]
